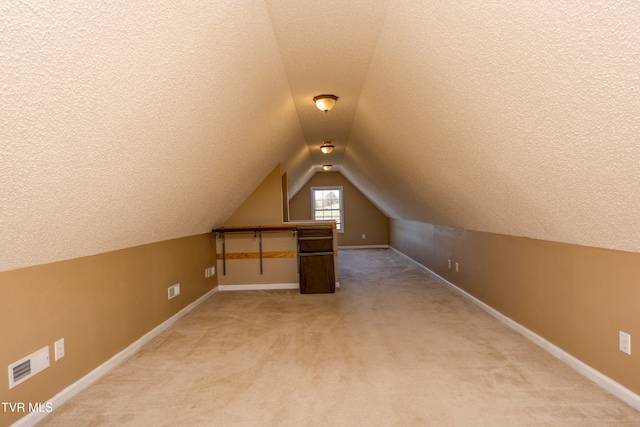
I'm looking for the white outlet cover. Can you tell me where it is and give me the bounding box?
[168,283,180,300]
[619,331,631,355]
[54,338,65,361]
[205,266,216,278]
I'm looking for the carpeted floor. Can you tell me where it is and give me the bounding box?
[38,249,640,426]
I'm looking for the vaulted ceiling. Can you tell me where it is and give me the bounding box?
[2,1,639,272]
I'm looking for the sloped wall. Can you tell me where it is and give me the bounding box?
[389,218,640,396]
[345,1,640,254]
[0,0,310,273]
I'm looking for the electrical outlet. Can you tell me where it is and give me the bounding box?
[362,234,366,239]
[54,338,65,361]
[455,262,459,273]
[168,283,180,300]
[620,331,631,355]
[448,259,451,269]
[205,266,216,278]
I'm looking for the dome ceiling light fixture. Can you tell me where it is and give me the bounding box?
[322,165,332,171]
[320,141,334,154]
[313,94,338,112]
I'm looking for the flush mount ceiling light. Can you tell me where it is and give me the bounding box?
[313,94,338,112]
[322,165,332,171]
[320,141,334,154]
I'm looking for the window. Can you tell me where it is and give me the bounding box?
[311,186,343,232]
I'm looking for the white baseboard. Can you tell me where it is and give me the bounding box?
[217,282,340,291]
[389,247,640,412]
[11,287,218,427]
[217,283,299,291]
[338,245,389,250]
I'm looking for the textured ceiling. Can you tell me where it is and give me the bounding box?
[2,1,640,272]
[265,0,391,179]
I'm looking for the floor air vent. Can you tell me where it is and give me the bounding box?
[8,346,50,389]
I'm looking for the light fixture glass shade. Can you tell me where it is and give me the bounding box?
[322,165,332,171]
[313,94,338,112]
[320,142,334,154]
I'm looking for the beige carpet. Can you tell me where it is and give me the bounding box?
[39,249,640,426]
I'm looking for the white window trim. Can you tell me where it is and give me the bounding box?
[311,186,344,233]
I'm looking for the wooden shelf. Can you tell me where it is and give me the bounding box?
[212,223,336,276]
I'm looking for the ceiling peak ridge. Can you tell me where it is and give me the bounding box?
[263,0,394,177]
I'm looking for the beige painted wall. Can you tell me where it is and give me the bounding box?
[217,233,299,285]
[218,165,337,285]
[289,172,388,247]
[389,218,640,395]
[0,233,217,426]
[224,165,284,227]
